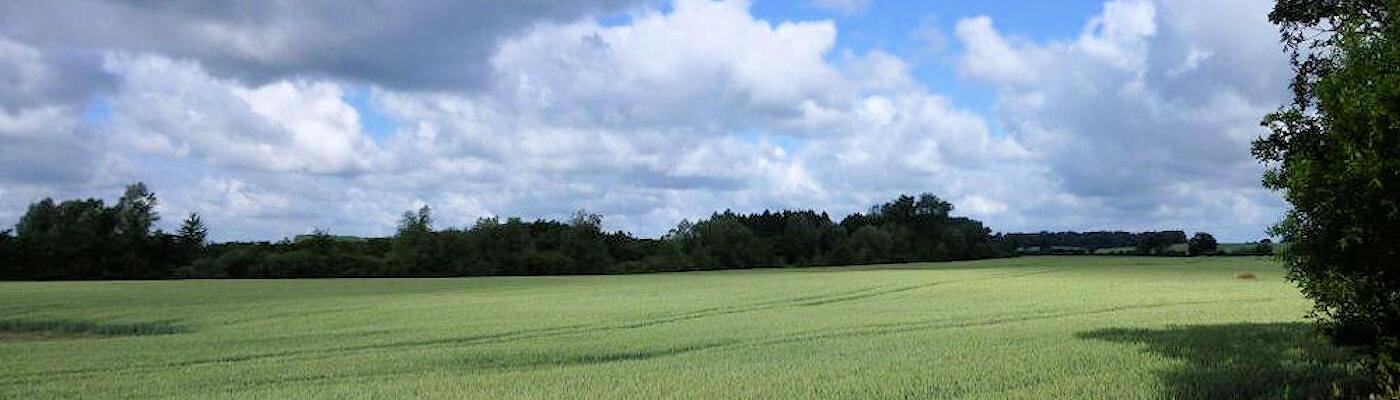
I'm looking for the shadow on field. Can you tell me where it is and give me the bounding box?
[1078,322,1371,399]
[453,341,740,370]
[0,318,189,341]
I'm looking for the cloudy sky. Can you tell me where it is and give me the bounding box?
[0,0,1289,241]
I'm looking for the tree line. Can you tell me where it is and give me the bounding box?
[998,231,1190,255]
[0,183,207,280]
[997,230,1266,256]
[0,187,1013,280]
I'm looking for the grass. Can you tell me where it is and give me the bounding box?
[1090,243,1190,255]
[0,256,1369,399]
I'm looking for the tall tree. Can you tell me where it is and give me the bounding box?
[112,183,162,278]
[0,230,15,278]
[388,206,433,273]
[177,212,208,248]
[1256,0,1400,392]
[114,182,159,239]
[176,212,209,270]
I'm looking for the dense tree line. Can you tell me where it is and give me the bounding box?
[663,194,1007,270]
[0,184,206,280]
[997,230,1192,255]
[1258,0,1400,393]
[1,187,1011,280]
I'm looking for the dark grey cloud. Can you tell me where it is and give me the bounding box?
[1,0,644,91]
[0,43,113,110]
[0,132,99,184]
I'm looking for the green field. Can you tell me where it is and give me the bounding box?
[0,256,1368,399]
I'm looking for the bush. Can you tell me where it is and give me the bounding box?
[1257,1,1400,394]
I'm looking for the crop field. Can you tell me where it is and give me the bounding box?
[0,256,1369,399]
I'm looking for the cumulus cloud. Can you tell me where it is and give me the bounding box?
[490,0,843,131]
[955,0,1289,238]
[0,36,105,186]
[0,0,644,91]
[0,0,1292,242]
[0,106,96,185]
[954,17,1035,85]
[102,55,386,175]
[0,35,112,110]
[366,0,1034,235]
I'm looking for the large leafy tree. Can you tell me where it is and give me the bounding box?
[1187,232,1218,256]
[113,183,163,278]
[115,182,159,240]
[1255,0,1400,391]
[388,206,434,273]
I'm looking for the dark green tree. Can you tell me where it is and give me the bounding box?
[388,206,433,274]
[15,198,117,278]
[113,183,162,278]
[114,182,158,240]
[177,212,208,248]
[173,212,210,276]
[1255,0,1400,392]
[1187,232,1218,256]
[0,230,16,278]
[1254,238,1274,256]
[565,210,612,274]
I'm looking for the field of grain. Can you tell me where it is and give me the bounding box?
[0,256,1368,399]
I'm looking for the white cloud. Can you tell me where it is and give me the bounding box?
[0,0,1293,242]
[0,37,50,102]
[324,0,1035,237]
[954,0,1289,239]
[954,16,1035,85]
[1075,0,1156,70]
[0,106,72,139]
[490,0,842,130]
[103,55,385,175]
[196,178,291,218]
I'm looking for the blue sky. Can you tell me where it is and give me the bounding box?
[0,0,1290,241]
[339,0,1111,143]
[751,0,1106,118]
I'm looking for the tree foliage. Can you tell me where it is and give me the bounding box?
[1,183,176,279]
[1255,239,1276,256]
[999,231,1190,255]
[177,213,208,248]
[1257,0,1400,392]
[2,190,1012,280]
[1187,232,1218,256]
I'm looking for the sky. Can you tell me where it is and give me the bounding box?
[0,0,1291,242]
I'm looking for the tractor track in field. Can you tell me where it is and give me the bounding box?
[0,267,1066,383]
[444,296,1285,371]
[161,296,1290,380]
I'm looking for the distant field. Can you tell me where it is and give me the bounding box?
[0,256,1367,399]
[1090,243,1189,255]
[1216,242,1278,255]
